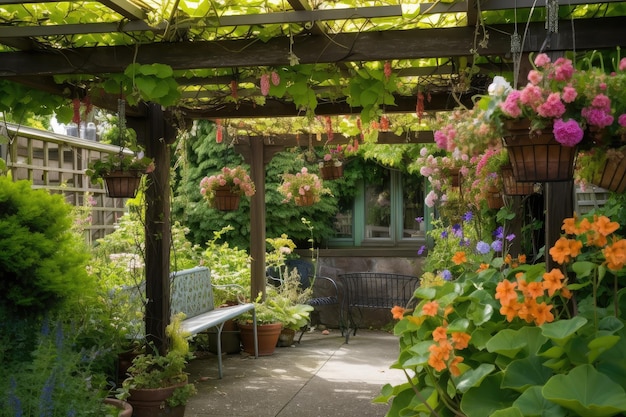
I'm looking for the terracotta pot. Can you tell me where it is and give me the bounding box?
[294,190,316,207]
[591,154,626,193]
[501,165,536,196]
[103,170,143,198]
[320,164,343,180]
[502,119,577,182]
[213,185,240,211]
[238,322,282,356]
[127,383,187,417]
[103,398,133,417]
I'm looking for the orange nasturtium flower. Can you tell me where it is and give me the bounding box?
[451,332,471,349]
[604,239,626,271]
[524,281,544,299]
[549,237,582,264]
[449,356,464,377]
[391,305,405,320]
[432,326,448,342]
[500,300,521,322]
[542,268,565,296]
[452,251,467,265]
[592,215,620,236]
[532,301,555,325]
[518,254,527,264]
[422,300,439,316]
[495,279,518,305]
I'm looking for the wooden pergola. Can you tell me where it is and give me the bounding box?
[2,0,624,352]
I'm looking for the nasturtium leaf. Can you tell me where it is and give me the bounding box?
[502,356,553,391]
[486,329,526,358]
[454,363,496,393]
[461,373,519,416]
[513,386,567,417]
[543,364,626,417]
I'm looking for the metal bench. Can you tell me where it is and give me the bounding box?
[338,272,419,343]
[128,266,258,378]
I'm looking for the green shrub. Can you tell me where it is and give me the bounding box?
[0,177,91,318]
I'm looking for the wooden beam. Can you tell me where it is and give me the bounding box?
[1,17,624,77]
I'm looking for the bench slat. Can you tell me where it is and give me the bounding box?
[181,303,255,334]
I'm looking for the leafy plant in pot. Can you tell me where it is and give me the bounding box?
[117,313,197,417]
[86,152,155,198]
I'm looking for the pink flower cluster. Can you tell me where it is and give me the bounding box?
[499,53,626,148]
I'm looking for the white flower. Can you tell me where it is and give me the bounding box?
[488,76,511,97]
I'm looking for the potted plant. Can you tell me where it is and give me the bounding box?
[319,143,344,180]
[199,165,256,211]
[277,166,330,206]
[86,152,155,198]
[378,213,626,417]
[484,52,626,182]
[117,313,197,417]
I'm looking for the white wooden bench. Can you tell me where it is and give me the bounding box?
[170,266,258,378]
[128,266,258,378]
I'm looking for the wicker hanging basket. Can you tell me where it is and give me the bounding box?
[103,170,143,198]
[213,185,241,211]
[294,190,316,207]
[591,153,626,193]
[502,119,578,182]
[501,165,536,196]
[320,163,343,180]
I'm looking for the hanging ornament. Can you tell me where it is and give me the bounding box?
[216,119,223,143]
[546,0,559,33]
[260,74,270,96]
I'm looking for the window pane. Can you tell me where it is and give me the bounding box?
[365,170,391,238]
[403,175,425,238]
[333,210,353,237]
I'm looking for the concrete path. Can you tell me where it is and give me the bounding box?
[185,329,406,417]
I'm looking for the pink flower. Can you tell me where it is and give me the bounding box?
[519,85,543,108]
[527,70,543,85]
[591,94,611,111]
[553,119,583,146]
[619,114,626,127]
[551,57,574,82]
[620,58,626,71]
[582,107,613,128]
[425,190,438,208]
[537,93,565,118]
[500,90,522,118]
[534,53,551,68]
[561,86,577,103]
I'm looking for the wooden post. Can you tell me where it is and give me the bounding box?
[130,103,174,355]
[249,137,266,300]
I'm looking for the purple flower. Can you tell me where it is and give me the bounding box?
[476,241,491,254]
[417,245,426,255]
[415,217,424,223]
[441,230,448,238]
[463,211,473,222]
[506,233,516,242]
[460,237,471,247]
[442,270,452,281]
[493,226,504,240]
[491,240,503,252]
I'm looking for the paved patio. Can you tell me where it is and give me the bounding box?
[185,329,405,417]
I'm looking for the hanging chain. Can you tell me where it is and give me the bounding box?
[117,98,126,150]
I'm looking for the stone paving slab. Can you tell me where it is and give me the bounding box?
[185,329,405,417]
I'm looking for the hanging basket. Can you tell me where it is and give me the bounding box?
[449,168,461,188]
[213,185,241,211]
[501,165,536,196]
[294,190,316,207]
[502,119,578,182]
[103,170,143,198]
[320,164,343,180]
[486,186,504,209]
[591,154,626,193]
